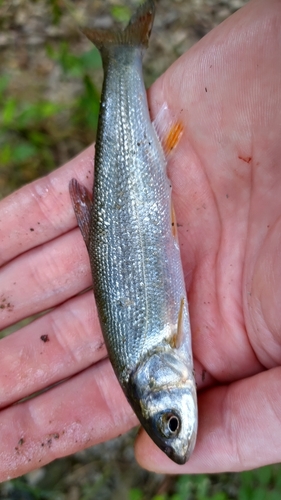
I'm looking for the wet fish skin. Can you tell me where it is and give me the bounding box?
[70,0,197,464]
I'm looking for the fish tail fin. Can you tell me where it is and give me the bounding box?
[82,0,155,52]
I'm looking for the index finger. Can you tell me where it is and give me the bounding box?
[0,145,94,268]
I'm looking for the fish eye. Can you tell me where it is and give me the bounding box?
[168,415,179,433]
[157,410,181,439]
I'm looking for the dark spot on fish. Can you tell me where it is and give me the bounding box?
[205,87,207,92]
[30,228,34,231]
[40,334,50,343]
[171,222,174,226]
[202,369,206,382]
[18,438,25,446]
[137,142,140,146]
[238,155,252,163]
[148,141,151,146]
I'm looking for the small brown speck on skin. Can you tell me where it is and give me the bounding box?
[40,334,50,343]
[226,194,229,198]
[205,87,207,92]
[177,223,183,227]
[238,155,252,164]
[18,438,24,446]
[30,228,34,231]
[97,341,105,350]
[202,370,206,382]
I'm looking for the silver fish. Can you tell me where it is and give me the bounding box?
[69,0,197,464]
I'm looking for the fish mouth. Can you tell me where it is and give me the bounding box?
[164,445,188,465]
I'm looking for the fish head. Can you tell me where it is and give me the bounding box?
[128,350,197,464]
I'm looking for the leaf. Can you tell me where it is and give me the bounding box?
[111,5,131,23]
[2,97,16,125]
[129,488,143,500]
[13,143,37,162]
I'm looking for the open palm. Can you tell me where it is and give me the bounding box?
[0,0,280,480]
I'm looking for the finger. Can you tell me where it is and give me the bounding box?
[0,359,138,482]
[0,145,94,268]
[0,227,91,330]
[0,290,106,408]
[135,367,281,473]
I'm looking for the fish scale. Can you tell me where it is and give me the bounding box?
[70,0,197,464]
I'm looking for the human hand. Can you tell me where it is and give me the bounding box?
[0,0,280,481]
[136,0,281,473]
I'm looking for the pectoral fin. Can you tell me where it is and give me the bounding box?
[169,297,185,349]
[175,297,185,349]
[69,178,92,249]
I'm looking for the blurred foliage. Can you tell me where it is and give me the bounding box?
[2,463,281,500]
[110,5,132,23]
[0,41,101,197]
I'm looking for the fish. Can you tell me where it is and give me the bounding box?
[69,0,197,465]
